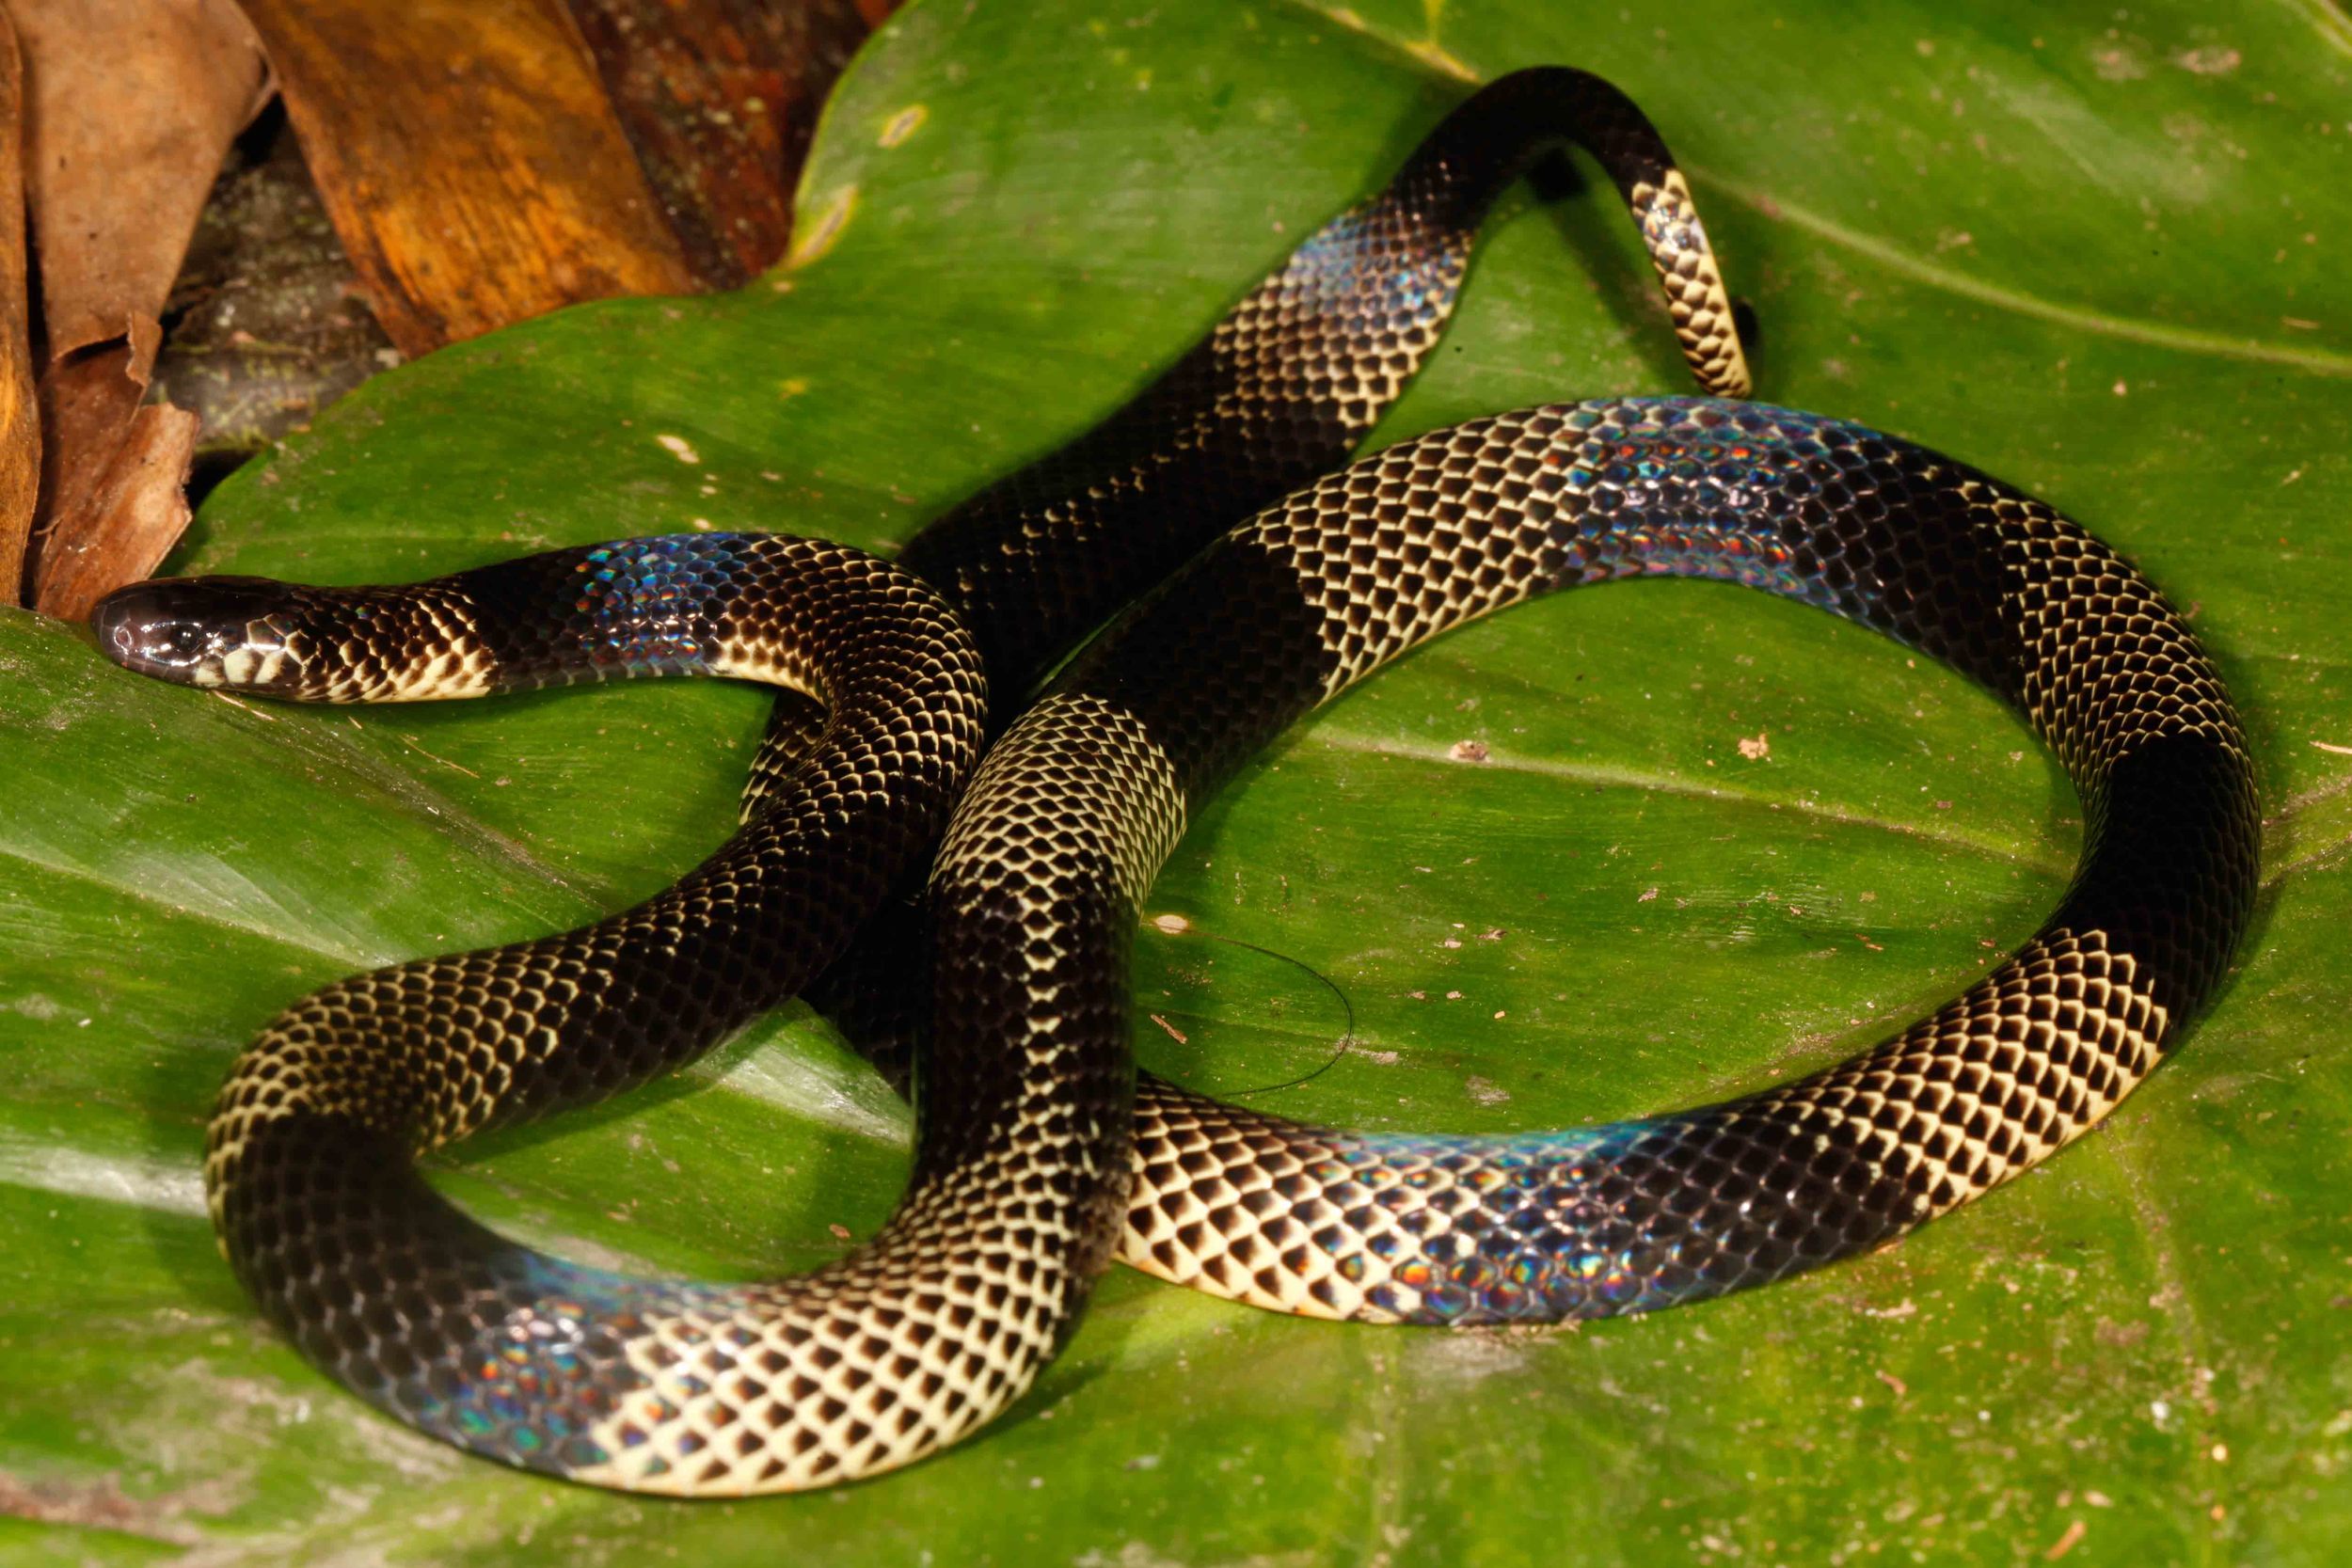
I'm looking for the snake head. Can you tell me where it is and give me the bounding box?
[90,577,305,691]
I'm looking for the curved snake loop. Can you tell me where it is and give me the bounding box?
[961,397,2257,1323]
[96,539,991,1492]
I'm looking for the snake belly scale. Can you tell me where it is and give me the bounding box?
[87,66,2259,1495]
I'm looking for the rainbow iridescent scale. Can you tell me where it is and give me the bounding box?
[405,1247,746,1474]
[569,535,755,675]
[1323,1124,1691,1322]
[1518,404,1905,619]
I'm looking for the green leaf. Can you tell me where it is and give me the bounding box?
[6,1,2348,1561]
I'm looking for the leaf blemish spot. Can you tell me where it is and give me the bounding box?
[656,435,701,465]
[879,105,929,149]
[788,186,860,270]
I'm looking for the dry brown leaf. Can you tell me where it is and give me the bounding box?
[13,0,271,372]
[30,348,195,621]
[240,0,697,356]
[13,0,270,614]
[30,404,196,622]
[0,13,38,605]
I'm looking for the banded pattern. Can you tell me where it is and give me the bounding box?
[888,64,1750,696]
[83,62,2261,1499]
[1635,168,1745,399]
[939,397,2261,1323]
[97,534,1011,1493]
[98,535,837,703]
[760,66,1750,819]
[96,65,1768,1496]
[808,59,1755,1068]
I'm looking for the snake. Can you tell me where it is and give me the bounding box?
[87,68,2259,1496]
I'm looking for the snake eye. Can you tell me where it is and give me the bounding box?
[167,624,207,657]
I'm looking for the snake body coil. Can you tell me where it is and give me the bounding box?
[963,397,2259,1322]
[97,537,1001,1489]
[88,67,2258,1495]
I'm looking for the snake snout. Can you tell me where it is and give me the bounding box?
[91,577,297,689]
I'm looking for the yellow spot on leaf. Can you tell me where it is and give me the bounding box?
[788,185,858,270]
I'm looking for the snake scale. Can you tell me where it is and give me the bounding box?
[89,68,2259,1495]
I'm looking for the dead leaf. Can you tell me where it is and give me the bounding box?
[31,349,196,621]
[13,0,270,612]
[0,13,38,604]
[14,0,271,371]
[239,0,698,355]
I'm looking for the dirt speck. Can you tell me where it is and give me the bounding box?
[2091,45,2148,81]
[0,1467,230,1546]
[1413,1328,1535,1385]
[2172,46,2241,75]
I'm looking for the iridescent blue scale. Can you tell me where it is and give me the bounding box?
[403,1245,749,1471]
[564,533,755,678]
[1328,1117,1724,1322]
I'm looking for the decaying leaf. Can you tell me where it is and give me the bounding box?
[0,12,38,604]
[28,349,196,620]
[13,0,270,613]
[14,0,270,367]
[237,0,697,356]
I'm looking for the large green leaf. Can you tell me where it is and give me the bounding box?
[6,1,2348,1561]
